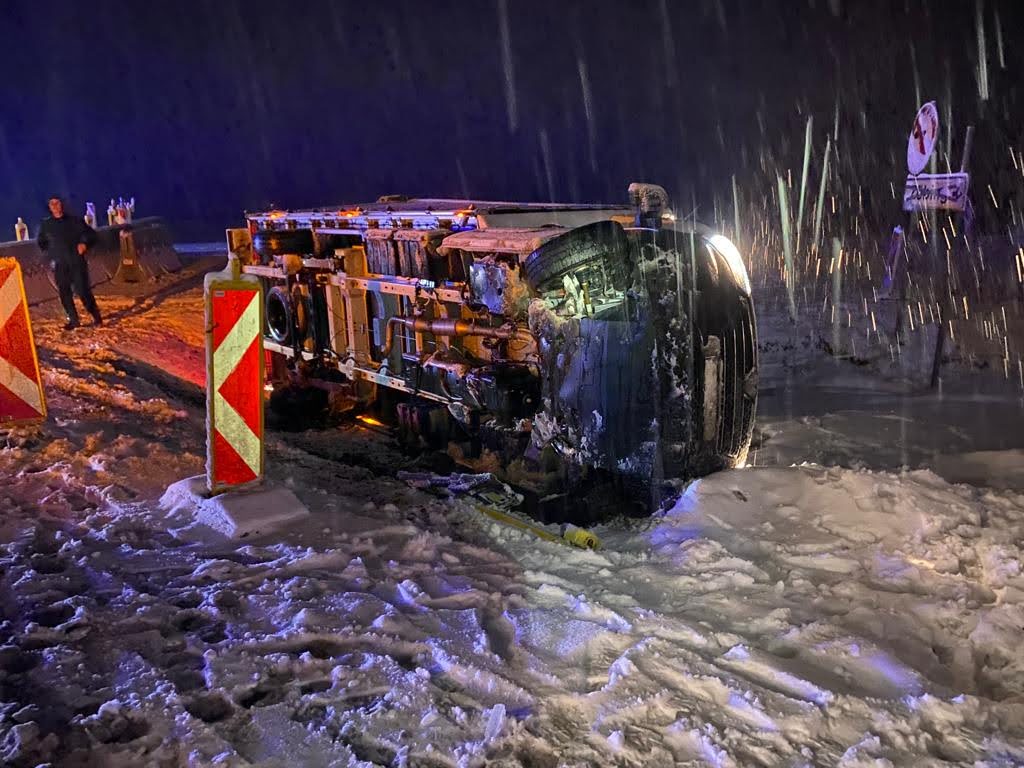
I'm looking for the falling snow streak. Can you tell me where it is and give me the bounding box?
[975,0,989,101]
[497,0,517,133]
[539,128,555,202]
[732,174,742,250]
[993,3,1005,70]
[832,238,843,354]
[796,116,813,254]
[777,174,798,322]
[576,52,598,173]
[813,138,832,255]
[658,0,678,91]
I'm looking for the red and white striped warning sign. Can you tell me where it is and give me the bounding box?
[206,263,264,493]
[0,258,46,426]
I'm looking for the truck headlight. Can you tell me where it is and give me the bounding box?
[709,234,751,295]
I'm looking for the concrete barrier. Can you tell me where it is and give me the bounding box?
[0,217,182,305]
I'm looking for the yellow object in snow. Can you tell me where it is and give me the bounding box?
[473,503,601,550]
[561,524,601,550]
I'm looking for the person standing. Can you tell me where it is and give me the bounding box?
[37,196,102,330]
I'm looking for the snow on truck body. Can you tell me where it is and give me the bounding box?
[238,184,757,517]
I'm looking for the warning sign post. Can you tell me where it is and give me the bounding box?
[164,232,308,536]
[892,99,976,390]
[205,247,264,494]
[0,258,46,426]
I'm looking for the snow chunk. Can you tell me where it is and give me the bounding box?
[161,475,309,539]
[483,703,506,742]
[607,729,625,752]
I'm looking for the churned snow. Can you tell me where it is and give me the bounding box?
[1,275,1023,766]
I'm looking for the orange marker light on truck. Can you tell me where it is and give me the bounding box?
[356,414,386,428]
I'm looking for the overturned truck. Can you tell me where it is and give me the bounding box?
[236,184,756,519]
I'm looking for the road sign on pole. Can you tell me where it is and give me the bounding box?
[205,249,264,494]
[902,172,970,212]
[0,258,46,426]
[907,101,939,176]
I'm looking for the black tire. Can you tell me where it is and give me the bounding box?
[253,229,315,259]
[523,220,628,290]
[692,291,757,469]
[689,242,758,471]
[266,285,293,344]
[308,283,331,351]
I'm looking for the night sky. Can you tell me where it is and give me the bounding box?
[2,0,1022,240]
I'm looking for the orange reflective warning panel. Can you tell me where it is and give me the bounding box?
[0,258,46,426]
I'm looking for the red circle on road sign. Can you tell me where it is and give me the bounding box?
[907,101,939,176]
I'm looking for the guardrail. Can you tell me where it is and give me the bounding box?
[0,217,183,304]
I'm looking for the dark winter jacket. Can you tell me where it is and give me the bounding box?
[37,215,97,266]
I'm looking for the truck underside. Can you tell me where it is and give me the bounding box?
[235,186,757,521]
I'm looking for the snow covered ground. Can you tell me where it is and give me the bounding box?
[2,273,1024,766]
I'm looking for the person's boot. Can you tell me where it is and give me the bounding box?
[90,310,103,327]
[63,318,80,331]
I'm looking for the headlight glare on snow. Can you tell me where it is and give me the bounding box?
[709,234,751,295]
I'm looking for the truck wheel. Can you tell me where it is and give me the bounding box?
[689,242,757,472]
[693,293,757,469]
[523,220,628,290]
[266,286,294,344]
[253,229,315,259]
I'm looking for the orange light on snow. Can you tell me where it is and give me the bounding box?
[356,415,385,428]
